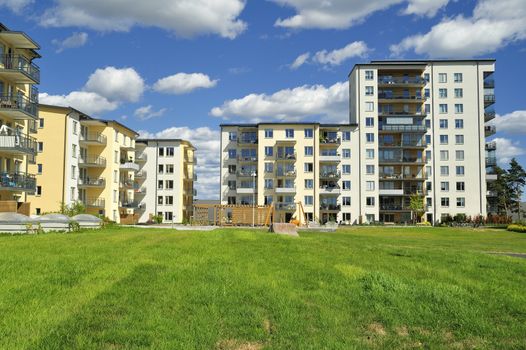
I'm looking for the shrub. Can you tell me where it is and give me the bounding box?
[152,215,163,224]
[417,221,431,226]
[507,224,526,233]
[68,221,81,232]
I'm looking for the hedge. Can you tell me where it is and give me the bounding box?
[507,224,526,233]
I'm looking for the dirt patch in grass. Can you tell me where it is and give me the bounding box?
[368,322,387,336]
[487,251,526,259]
[263,318,273,335]
[396,326,409,337]
[216,339,264,350]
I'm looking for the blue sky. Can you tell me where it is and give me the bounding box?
[2,0,525,199]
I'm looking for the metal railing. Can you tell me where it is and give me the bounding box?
[78,177,105,187]
[120,201,145,210]
[275,202,296,211]
[320,170,341,178]
[237,155,258,162]
[378,110,427,117]
[237,169,257,177]
[0,133,37,154]
[276,153,296,160]
[486,157,497,166]
[485,141,496,150]
[378,93,426,101]
[379,157,424,163]
[82,197,105,208]
[484,94,495,104]
[0,171,36,191]
[380,125,427,132]
[379,173,427,180]
[79,155,107,166]
[485,125,496,135]
[379,140,426,147]
[320,137,341,145]
[237,138,258,144]
[320,203,340,211]
[378,76,426,85]
[0,54,40,83]
[276,169,296,177]
[0,94,38,119]
[80,132,107,144]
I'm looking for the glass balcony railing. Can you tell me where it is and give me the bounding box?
[378,76,426,85]
[484,79,495,88]
[380,125,427,133]
[320,170,341,179]
[276,153,296,160]
[0,171,36,192]
[79,155,107,167]
[78,177,105,187]
[82,197,105,208]
[486,157,497,166]
[0,133,37,154]
[275,202,296,211]
[0,94,38,119]
[378,93,426,101]
[485,141,496,150]
[0,54,40,83]
[319,137,341,145]
[484,94,495,105]
[485,125,496,137]
[484,110,495,122]
[80,132,107,144]
[320,203,340,211]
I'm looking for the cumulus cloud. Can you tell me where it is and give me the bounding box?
[0,0,33,13]
[494,137,525,165]
[390,0,526,57]
[289,41,370,70]
[272,0,448,29]
[85,66,145,102]
[39,91,118,115]
[491,110,526,135]
[39,0,247,39]
[134,105,167,121]
[153,73,218,95]
[52,32,88,53]
[210,81,348,123]
[290,52,310,70]
[138,126,220,199]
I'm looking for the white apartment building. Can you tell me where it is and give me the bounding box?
[220,59,496,224]
[135,139,195,224]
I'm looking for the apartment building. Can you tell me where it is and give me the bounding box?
[349,59,496,223]
[220,123,360,224]
[135,139,196,223]
[0,24,40,213]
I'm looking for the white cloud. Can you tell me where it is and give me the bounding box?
[39,91,118,115]
[0,0,33,13]
[312,41,370,66]
[494,137,525,165]
[402,0,450,17]
[210,81,348,123]
[290,52,310,70]
[491,110,526,135]
[153,73,218,95]
[39,0,247,39]
[85,66,145,102]
[134,105,167,121]
[52,32,88,53]
[138,126,220,199]
[390,0,526,57]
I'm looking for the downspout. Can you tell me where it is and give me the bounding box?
[431,63,437,224]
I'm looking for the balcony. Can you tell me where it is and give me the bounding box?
[484,79,495,88]
[276,169,296,177]
[275,202,296,211]
[484,94,495,107]
[0,94,38,120]
[120,143,134,151]
[79,155,107,168]
[380,205,411,211]
[78,177,105,188]
[319,137,341,146]
[135,171,146,179]
[378,76,426,87]
[237,169,257,177]
[119,161,140,172]
[0,171,36,193]
[120,179,136,189]
[320,170,341,179]
[486,190,497,197]
[378,93,426,103]
[485,141,496,151]
[275,186,295,194]
[276,153,296,161]
[237,138,258,145]
[486,173,498,181]
[0,133,37,155]
[0,54,40,84]
[379,157,425,164]
[120,202,146,211]
[486,157,497,167]
[135,154,147,162]
[82,197,105,208]
[379,173,427,181]
[237,155,258,162]
[379,140,426,148]
[237,187,256,194]
[379,189,404,196]
[135,187,147,195]
[80,132,107,145]
[378,110,427,117]
[319,153,340,162]
[320,203,340,211]
[484,110,495,122]
[485,125,496,137]
[379,125,427,133]
[319,186,341,194]
[28,119,37,134]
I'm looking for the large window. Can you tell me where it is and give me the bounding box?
[304,128,313,138]
[285,129,294,138]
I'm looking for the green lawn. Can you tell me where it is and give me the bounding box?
[0,226,525,349]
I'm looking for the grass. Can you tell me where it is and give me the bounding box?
[0,226,525,349]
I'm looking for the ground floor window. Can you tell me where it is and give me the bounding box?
[164,212,173,221]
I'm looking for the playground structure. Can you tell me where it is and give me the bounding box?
[192,202,308,227]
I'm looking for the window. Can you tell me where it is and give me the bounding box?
[114,130,119,142]
[36,208,41,215]
[366,214,375,222]
[438,73,447,83]
[165,180,174,189]
[441,197,450,207]
[365,117,374,127]
[164,196,173,205]
[366,181,375,191]
[456,150,464,161]
[264,179,273,189]
[229,132,237,141]
[365,70,374,80]
[39,118,44,128]
[72,144,77,157]
[366,149,374,159]
[166,147,175,156]
[227,180,236,190]
[285,129,294,138]
[426,182,432,191]
[441,182,449,192]
[72,121,77,134]
[158,196,163,205]
[305,179,313,189]
[342,197,351,206]
[426,150,432,162]
[166,164,174,174]
[454,88,463,98]
[439,104,448,113]
[425,104,430,114]
[440,150,449,161]
[425,119,431,128]
[342,131,351,141]
[440,166,449,176]
[440,135,448,145]
[424,88,430,98]
[366,164,375,175]
[342,180,351,190]
[304,196,313,206]
[114,150,119,163]
[164,212,173,221]
[158,180,164,190]
[304,163,313,172]
[158,164,164,174]
[365,86,374,96]
[264,163,273,173]
[264,196,273,205]
[37,164,42,174]
[456,166,465,176]
[424,73,430,82]
[455,119,464,129]
[70,187,75,201]
[37,142,43,152]
[304,128,313,138]
[264,129,273,138]
[158,147,165,156]
[439,88,447,98]
[425,135,431,145]
[71,165,76,179]
[439,119,448,129]
[265,146,273,157]
[113,190,118,203]
[455,135,464,145]
[366,197,375,206]
[456,182,465,191]
[426,197,432,208]
[454,104,463,114]
[304,146,313,156]
[342,149,351,158]
[36,186,42,196]
[454,73,463,83]
[426,166,432,177]
[366,133,374,143]
[456,197,465,207]
[342,164,351,174]
[365,102,374,112]
[228,149,237,159]
[228,196,236,205]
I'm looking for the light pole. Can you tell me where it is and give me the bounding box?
[252,171,256,227]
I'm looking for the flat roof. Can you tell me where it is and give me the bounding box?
[137,138,195,149]
[220,122,358,127]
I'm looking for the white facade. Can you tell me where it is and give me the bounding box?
[64,112,80,205]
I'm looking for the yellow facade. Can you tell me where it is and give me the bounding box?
[181,142,195,221]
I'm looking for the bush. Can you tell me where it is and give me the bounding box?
[417,221,431,226]
[68,221,81,232]
[152,215,163,224]
[507,224,526,233]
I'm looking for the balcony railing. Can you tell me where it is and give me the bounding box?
[275,202,296,211]
[484,110,496,122]
[320,203,340,211]
[378,110,427,117]
[135,171,147,179]
[485,125,496,137]
[237,169,257,177]
[276,153,296,160]
[379,157,424,164]
[80,132,107,144]
[379,173,427,180]
[486,157,497,166]
[380,125,427,133]
[120,201,145,210]
[237,138,258,145]
[0,133,37,154]
[485,141,496,150]
[320,171,341,179]
[0,94,38,119]
[276,169,296,177]
[237,155,258,162]
[320,137,341,145]
[378,93,426,101]
[119,160,140,171]
[380,205,411,211]
[378,76,426,85]
[484,94,495,105]
[0,54,40,83]
[78,177,105,187]
[379,140,426,148]
[275,186,296,193]
[82,197,105,208]
[80,155,107,167]
[0,171,36,192]
[136,154,147,162]
[484,79,495,88]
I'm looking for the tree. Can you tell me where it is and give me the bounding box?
[505,158,526,220]
[409,194,425,223]
[487,166,511,215]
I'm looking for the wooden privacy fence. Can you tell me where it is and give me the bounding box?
[192,204,274,226]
